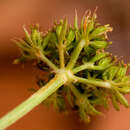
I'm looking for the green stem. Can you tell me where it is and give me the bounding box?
[59,43,65,68]
[58,18,67,68]
[111,81,130,86]
[72,63,113,74]
[66,39,86,69]
[72,63,94,74]
[92,64,113,70]
[40,52,59,71]
[73,76,111,88]
[0,74,66,130]
[69,83,81,98]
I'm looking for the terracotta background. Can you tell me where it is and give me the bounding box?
[0,0,130,130]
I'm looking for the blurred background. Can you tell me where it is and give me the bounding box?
[0,0,130,130]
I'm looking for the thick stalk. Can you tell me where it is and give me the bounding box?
[66,39,86,69]
[73,76,111,88]
[0,74,66,130]
[72,63,113,74]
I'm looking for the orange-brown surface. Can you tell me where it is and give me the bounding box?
[0,0,130,130]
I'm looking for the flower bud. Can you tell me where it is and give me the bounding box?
[90,52,108,62]
[113,89,129,108]
[98,57,112,66]
[89,24,112,40]
[102,66,119,80]
[42,32,51,49]
[111,94,120,111]
[66,28,75,46]
[58,18,68,44]
[43,32,58,49]
[119,87,130,94]
[115,66,127,82]
[31,28,42,46]
[86,18,95,35]
[90,41,108,49]
[56,21,63,38]
[56,25,62,39]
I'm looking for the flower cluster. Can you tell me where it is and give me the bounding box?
[15,10,130,122]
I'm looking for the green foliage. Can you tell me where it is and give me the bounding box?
[15,9,130,123]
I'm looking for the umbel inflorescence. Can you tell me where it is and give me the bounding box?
[0,10,130,129]
[14,10,130,120]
